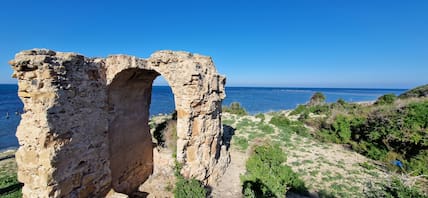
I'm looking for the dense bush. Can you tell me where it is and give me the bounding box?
[173,160,207,198]
[269,114,308,136]
[241,144,306,197]
[174,177,207,198]
[223,102,248,115]
[399,84,428,99]
[408,150,428,176]
[374,93,397,105]
[331,115,352,143]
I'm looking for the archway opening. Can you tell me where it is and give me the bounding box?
[107,68,160,194]
[138,76,178,197]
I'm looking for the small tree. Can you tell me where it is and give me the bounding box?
[308,92,326,106]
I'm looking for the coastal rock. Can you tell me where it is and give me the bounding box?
[10,49,229,197]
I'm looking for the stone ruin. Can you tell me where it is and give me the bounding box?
[9,49,230,197]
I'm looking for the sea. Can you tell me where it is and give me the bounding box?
[0,84,405,151]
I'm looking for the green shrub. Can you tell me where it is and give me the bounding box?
[316,115,362,144]
[408,150,428,176]
[365,178,427,198]
[399,84,428,99]
[174,178,207,198]
[374,94,397,105]
[270,114,308,136]
[255,113,265,122]
[241,144,307,197]
[366,143,388,161]
[173,161,207,198]
[298,111,309,121]
[258,123,274,134]
[317,129,341,143]
[290,105,307,115]
[223,102,248,115]
[331,115,352,143]
[308,104,330,115]
[233,136,249,151]
[269,114,292,128]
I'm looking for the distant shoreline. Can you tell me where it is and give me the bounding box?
[0,147,18,153]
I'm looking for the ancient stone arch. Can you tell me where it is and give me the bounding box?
[10,49,230,197]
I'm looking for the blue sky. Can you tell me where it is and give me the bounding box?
[0,0,427,88]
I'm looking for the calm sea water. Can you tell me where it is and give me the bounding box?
[0,85,405,150]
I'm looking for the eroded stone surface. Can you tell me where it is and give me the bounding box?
[10,49,230,197]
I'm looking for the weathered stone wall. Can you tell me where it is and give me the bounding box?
[10,49,230,197]
[11,50,111,197]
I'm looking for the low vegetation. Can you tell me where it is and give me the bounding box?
[399,84,428,99]
[374,93,397,105]
[2,84,427,197]
[366,177,428,198]
[0,151,21,198]
[289,90,428,176]
[173,176,207,198]
[173,161,207,198]
[223,102,248,116]
[241,144,306,197]
[225,85,427,197]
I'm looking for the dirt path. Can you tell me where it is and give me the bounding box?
[211,149,247,198]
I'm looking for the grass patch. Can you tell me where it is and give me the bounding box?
[236,118,255,130]
[257,123,274,134]
[309,170,319,176]
[233,136,249,151]
[222,119,235,126]
[302,159,314,164]
[0,158,22,197]
[359,161,376,170]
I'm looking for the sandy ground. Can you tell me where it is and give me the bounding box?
[210,149,247,198]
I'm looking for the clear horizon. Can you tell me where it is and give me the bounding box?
[1,1,427,89]
[0,82,410,90]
